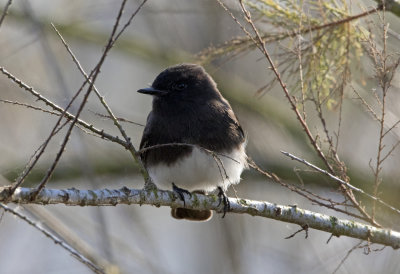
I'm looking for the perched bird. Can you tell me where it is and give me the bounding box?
[138,64,247,221]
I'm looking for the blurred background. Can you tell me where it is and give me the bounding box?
[0,0,399,273]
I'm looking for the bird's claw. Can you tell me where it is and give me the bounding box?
[217,187,230,218]
[172,183,192,207]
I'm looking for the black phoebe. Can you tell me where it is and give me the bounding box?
[138,64,247,221]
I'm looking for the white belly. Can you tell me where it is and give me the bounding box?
[147,145,246,192]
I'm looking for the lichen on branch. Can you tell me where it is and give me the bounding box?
[1,186,399,249]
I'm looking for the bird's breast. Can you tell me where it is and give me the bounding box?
[147,144,247,192]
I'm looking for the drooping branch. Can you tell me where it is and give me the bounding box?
[0,203,105,274]
[1,186,399,249]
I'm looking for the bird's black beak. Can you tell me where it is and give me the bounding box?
[137,87,168,96]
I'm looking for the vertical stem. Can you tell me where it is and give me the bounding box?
[372,5,388,220]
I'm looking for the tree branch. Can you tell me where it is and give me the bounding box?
[280,151,400,216]
[0,0,12,29]
[1,186,399,249]
[0,203,105,274]
[0,66,130,149]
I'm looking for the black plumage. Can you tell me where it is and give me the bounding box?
[137,63,246,221]
[139,64,245,166]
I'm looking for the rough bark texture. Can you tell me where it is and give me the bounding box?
[1,186,399,249]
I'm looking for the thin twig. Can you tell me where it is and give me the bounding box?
[34,0,132,195]
[228,0,376,225]
[0,99,138,141]
[0,0,12,28]
[50,3,150,182]
[8,65,89,193]
[215,0,263,52]
[9,77,85,192]
[379,140,400,164]
[18,119,70,185]
[0,203,105,274]
[247,158,367,222]
[233,0,332,171]
[27,77,89,195]
[292,174,355,208]
[335,12,352,154]
[382,119,400,138]
[281,151,400,217]
[88,110,144,127]
[351,85,379,121]
[0,67,129,148]
[285,224,309,239]
[110,0,148,46]
[0,99,60,116]
[332,240,364,274]
[24,205,112,270]
[372,8,388,221]
[297,32,306,119]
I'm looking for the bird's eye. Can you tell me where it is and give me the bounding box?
[173,83,187,91]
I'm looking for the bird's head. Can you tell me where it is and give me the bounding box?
[137,63,220,102]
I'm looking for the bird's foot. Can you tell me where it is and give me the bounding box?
[143,181,158,191]
[217,187,230,218]
[172,183,192,207]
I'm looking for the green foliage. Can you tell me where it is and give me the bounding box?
[199,0,367,109]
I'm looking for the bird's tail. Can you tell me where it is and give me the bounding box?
[171,189,213,221]
[171,208,213,221]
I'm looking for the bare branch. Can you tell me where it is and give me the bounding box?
[285,224,309,239]
[0,203,105,274]
[379,140,400,164]
[0,0,12,29]
[1,187,399,249]
[0,99,131,140]
[34,0,144,194]
[50,6,150,183]
[24,205,112,269]
[247,158,367,222]
[0,99,60,116]
[0,67,130,148]
[88,110,144,127]
[332,240,364,274]
[281,151,400,217]
[351,86,379,121]
[382,119,400,138]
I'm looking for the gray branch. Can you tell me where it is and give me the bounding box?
[1,186,399,249]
